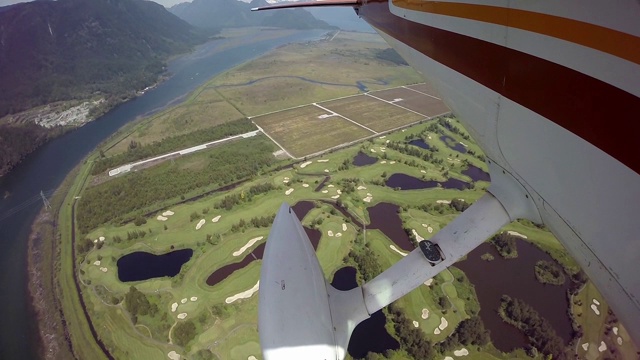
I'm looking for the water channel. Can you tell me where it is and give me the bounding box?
[0,29,327,360]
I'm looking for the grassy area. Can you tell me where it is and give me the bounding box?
[321,95,425,132]
[252,104,374,157]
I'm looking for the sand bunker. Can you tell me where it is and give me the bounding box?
[177,313,187,319]
[99,236,105,241]
[591,304,600,315]
[285,188,294,195]
[598,341,607,352]
[191,297,197,302]
[434,328,441,335]
[328,184,335,188]
[94,260,101,266]
[342,223,347,231]
[226,281,260,304]
[617,337,623,345]
[421,308,429,319]
[390,161,396,164]
[421,170,426,173]
[335,233,342,237]
[593,298,601,306]
[613,326,618,335]
[424,278,433,286]
[331,195,340,199]
[181,298,187,304]
[381,160,387,164]
[196,219,205,230]
[168,351,180,360]
[357,186,367,190]
[413,321,419,328]
[386,140,390,144]
[324,169,329,173]
[233,236,264,257]
[302,183,309,188]
[212,215,221,223]
[453,348,469,356]
[328,231,334,237]
[370,149,377,153]
[439,317,449,330]
[336,189,342,194]
[379,136,386,139]
[100,267,108,272]
[363,196,372,202]
[317,159,329,163]
[412,229,424,241]
[171,303,178,312]
[93,239,98,243]
[507,231,528,239]
[163,210,174,216]
[444,357,453,360]
[581,343,589,351]
[390,245,407,257]
[322,190,329,194]
[300,161,312,168]
[157,215,168,221]
[436,200,451,204]
[248,356,258,360]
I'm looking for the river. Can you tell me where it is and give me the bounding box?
[0,29,327,360]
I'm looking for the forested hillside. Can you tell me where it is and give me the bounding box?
[170,0,336,30]
[0,0,206,118]
[0,124,49,177]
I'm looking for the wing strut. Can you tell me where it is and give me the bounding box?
[251,0,361,11]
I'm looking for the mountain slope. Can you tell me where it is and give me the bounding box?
[0,0,206,117]
[169,0,336,30]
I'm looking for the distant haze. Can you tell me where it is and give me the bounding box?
[0,0,192,8]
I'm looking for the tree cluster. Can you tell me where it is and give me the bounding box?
[499,295,567,359]
[534,260,566,285]
[387,304,435,360]
[92,119,255,175]
[348,246,383,282]
[230,214,276,233]
[386,141,444,165]
[215,182,277,211]
[77,138,275,233]
[124,286,158,324]
[172,320,196,347]
[491,232,519,259]
[436,316,490,353]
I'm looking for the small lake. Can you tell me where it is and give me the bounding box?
[408,139,430,150]
[440,135,467,154]
[331,266,400,358]
[385,173,470,190]
[456,239,573,352]
[462,164,490,182]
[367,202,414,251]
[206,202,321,286]
[353,151,378,166]
[117,249,193,282]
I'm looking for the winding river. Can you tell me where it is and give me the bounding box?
[0,29,327,360]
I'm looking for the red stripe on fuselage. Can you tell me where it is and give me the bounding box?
[358,0,640,175]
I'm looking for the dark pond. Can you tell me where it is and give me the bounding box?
[206,201,321,286]
[117,249,193,282]
[331,266,400,358]
[462,164,490,182]
[408,139,430,150]
[456,239,573,352]
[440,135,467,153]
[353,151,378,166]
[367,202,414,252]
[385,173,470,190]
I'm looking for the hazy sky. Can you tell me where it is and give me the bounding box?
[0,0,191,8]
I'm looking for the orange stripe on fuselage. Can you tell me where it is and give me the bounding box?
[392,0,640,65]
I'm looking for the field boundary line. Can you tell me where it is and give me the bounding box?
[364,92,430,118]
[402,85,441,100]
[312,103,378,134]
[253,124,294,159]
